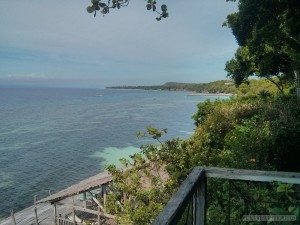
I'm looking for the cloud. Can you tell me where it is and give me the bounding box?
[0,0,238,87]
[3,73,49,80]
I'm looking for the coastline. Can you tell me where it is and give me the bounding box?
[187,93,233,96]
[106,80,236,95]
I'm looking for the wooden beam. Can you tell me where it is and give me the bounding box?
[34,196,39,225]
[54,203,57,225]
[193,176,206,225]
[57,216,81,225]
[152,167,205,225]
[11,210,16,225]
[37,171,113,204]
[88,191,104,211]
[101,183,107,207]
[83,192,87,208]
[98,206,101,225]
[72,206,76,224]
[55,202,116,219]
[205,167,300,184]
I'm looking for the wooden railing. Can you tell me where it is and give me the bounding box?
[152,167,300,225]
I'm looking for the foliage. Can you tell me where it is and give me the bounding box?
[224,0,300,92]
[192,99,221,126]
[105,127,181,224]
[104,94,300,224]
[234,79,279,96]
[86,0,168,20]
[192,95,300,171]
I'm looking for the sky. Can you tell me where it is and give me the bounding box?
[0,0,238,88]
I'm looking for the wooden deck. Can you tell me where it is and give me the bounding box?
[0,171,114,225]
[0,199,73,225]
[37,171,113,204]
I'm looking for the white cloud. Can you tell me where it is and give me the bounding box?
[3,73,47,80]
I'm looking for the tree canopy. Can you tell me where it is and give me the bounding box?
[224,0,300,92]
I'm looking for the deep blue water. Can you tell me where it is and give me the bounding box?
[0,87,225,218]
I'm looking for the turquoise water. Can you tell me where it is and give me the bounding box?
[0,87,226,218]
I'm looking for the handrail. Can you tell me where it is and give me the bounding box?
[205,167,300,184]
[152,167,206,225]
[152,167,300,225]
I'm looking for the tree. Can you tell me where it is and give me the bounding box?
[224,0,300,93]
[86,0,169,21]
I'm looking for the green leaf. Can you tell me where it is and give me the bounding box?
[102,7,108,14]
[86,6,95,13]
[269,207,289,215]
[162,12,168,18]
[91,0,99,4]
[161,4,167,11]
[146,4,152,10]
[289,206,299,218]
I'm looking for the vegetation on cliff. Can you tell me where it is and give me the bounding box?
[104,91,300,224]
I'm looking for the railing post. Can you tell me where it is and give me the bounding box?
[34,195,39,225]
[53,203,57,225]
[72,207,76,224]
[83,192,87,208]
[193,176,206,225]
[98,206,101,225]
[11,210,16,225]
[72,196,76,224]
[102,183,107,208]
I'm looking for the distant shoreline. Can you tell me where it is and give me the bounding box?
[187,93,233,96]
[107,87,233,96]
[106,80,235,95]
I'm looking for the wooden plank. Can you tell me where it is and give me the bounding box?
[98,207,101,225]
[88,191,104,211]
[82,192,87,208]
[193,176,206,225]
[11,210,16,225]
[101,183,107,208]
[55,202,116,219]
[37,171,113,204]
[72,207,76,224]
[34,206,39,225]
[54,204,57,225]
[34,196,39,225]
[57,217,78,225]
[1,203,67,225]
[152,167,205,225]
[205,167,300,184]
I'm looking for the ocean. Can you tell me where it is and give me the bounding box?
[0,87,226,218]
